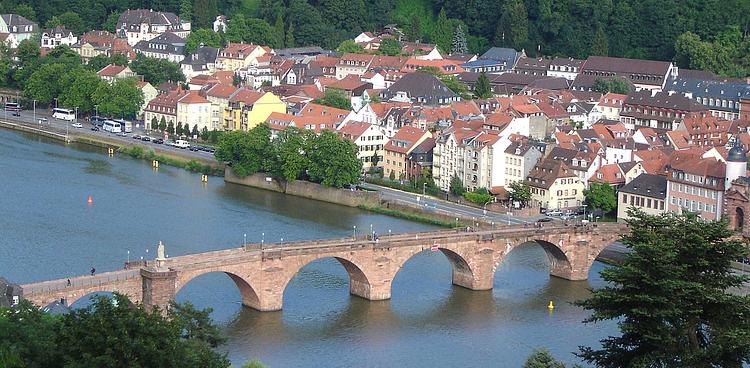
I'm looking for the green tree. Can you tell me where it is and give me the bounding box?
[285,22,295,48]
[159,117,168,131]
[201,126,209,140]
[102,11,121,33]
[193,0,218,28]
[24,63,68,104]
[92,78,144,118]
[494,0,528,49]
[583,181,617,215]
[130,55,186,85]
[307,130,362,187]
[192,124,199,138]
[379,38,401,56]
[592,77,631,95]
[577,211,750,367]
[88,54,128,72]
[406,13,422,42]
[440,74,470,100]
[242,359,267,368]
[55,12,86,35]
[450,174,464,196]
[214,125,274,177]
[508,181,531,207]
[177,122,184,136]
[225,13,248,42]
[474,72,493,98]
[272,127,311,181]
[180,0,193,22]
[319,0,366,33]
[389,170,395,181]
[337,39,366,54]
[432,8,452,53]
[273,15,285,48]
[151,116,158,130]
[245,18,280,47]
[590,26,609,56]
[451,24,468,54]
[14,4,36,22]
[0,295,230,368]
[59,68,104,114]
[167,121,175,135]
[524,348,570,368]
[185,28,223,53]
[312,88,351,110]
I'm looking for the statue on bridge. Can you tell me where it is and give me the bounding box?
[155,241,167,271]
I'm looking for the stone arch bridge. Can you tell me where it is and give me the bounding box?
[20,223,627,311]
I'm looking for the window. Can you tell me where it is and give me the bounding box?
[623,194,628,203]
[659,200,664,210]
[647,199,652,208]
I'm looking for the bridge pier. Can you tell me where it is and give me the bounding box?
[141,269,177,312]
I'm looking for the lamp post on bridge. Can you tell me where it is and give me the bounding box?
[243,233,247,247]
[353,225,356,239]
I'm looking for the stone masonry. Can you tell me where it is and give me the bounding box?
[21,223,627,311]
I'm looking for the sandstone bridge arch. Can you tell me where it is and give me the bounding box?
[19,223,627,312]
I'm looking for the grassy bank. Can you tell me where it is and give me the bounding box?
[119,145,223,176]
[358,204,465,228]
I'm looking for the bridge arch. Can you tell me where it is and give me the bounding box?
[175,270,261,311]
[278,255,378,305]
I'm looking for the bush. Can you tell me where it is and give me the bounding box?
[462,191,493,204]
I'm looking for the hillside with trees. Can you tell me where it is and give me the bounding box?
[1,0,749,76]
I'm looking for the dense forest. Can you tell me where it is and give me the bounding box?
[2,0,750,76]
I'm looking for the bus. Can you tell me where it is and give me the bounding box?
[90,115,106,127]
[112,118,132,133]
[52,108,75,121]
[102,120,122,133]
[5,102,20,112]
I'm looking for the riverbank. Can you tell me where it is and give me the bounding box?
[0,119,224,175]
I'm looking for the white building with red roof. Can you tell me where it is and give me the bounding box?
[337,121,386,171]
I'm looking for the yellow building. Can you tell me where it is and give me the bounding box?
[525,159,585,211]
[227,90,286,131]
[383,126,432,180]
[217,43,269,71]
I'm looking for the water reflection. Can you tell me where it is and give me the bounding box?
[178,244,615,367]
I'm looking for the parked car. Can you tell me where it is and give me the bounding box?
[132,134,141,140]
[153,138,164,144]
[546,210,562,217]
[173,139,189,149]
[116,132,127,137]
[71,122,83,128]
[141,136,151,142]
[38,118,48,124]
[536,217,553,223]
[189,145,200,151]
[90,126,100,131]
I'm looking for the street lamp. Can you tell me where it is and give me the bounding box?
[75,107,78,125]
[243,233,247,246]
[33,99,36,124]
[353,225,357,239]
[261,232,265,245]
[370,224,373,238]
[54,98,58,109]
[581,204,587,222]
[422,182,427,195]
[95,105,98,119]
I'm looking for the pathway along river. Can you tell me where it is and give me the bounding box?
[0,128,617,367]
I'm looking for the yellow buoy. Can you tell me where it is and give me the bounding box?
[548,301,554,310]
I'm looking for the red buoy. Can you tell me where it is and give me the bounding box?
[87,195,93,204]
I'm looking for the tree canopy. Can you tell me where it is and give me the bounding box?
[215,123,362,188]
[4,0,750,76]
[0,294,230,368]
[312,88,351,110]
[130,55,186,86]
[583,181,617,216]
[577,210,750,367]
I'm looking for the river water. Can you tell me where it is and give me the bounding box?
[0,128,617,367]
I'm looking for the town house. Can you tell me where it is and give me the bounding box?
[525,159,585,211]
[117,9,190,46]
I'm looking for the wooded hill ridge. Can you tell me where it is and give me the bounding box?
[4,0,750,77]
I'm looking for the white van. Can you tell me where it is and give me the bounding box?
[173,139,189,149]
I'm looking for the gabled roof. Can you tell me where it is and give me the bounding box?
[625,90,708,112]
[618,173,667,199]
[526,159,577,189]
[337,121,373,141]
[117,9,181,28]
[384,126,429,154]
[381,71,458,105]
[582,56,672,78]
[97,64,129,77]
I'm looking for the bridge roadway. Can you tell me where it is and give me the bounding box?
[20,222,627,311]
